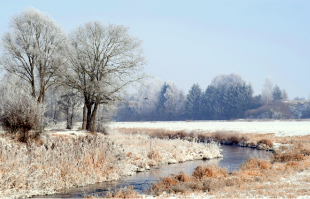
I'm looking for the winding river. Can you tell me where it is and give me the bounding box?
[32,145,271,198]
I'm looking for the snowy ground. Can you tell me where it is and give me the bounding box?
[111,120,310,137]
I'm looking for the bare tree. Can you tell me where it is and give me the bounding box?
[58,89,82,129]
[261,77,273,104]
[164,81,182,120]
[133,78,162,119]
[45,86,63,123]
[62,22,147,131]
[0,8,69,103]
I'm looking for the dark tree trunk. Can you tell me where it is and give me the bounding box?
[70,103,75,129]
[86,103,93,131]
[31,80,36,98]
[82,103,87,130]
[66,99,72,129]
[66,108,71,129]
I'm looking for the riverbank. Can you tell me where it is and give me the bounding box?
[0,129,221,198]
[84,136,310,198]
[146,143,310,198]
[106,121,310,198]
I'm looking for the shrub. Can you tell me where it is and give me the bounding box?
[105,186,141,198]
[94,121,109,135]
[240,157,271,171]
[272,142,307,162]
[192,165,228,179]
[257,139,273,147]
[212,131,249,145]
[0,84,45,142]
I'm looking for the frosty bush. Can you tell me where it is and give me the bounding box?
[0,83,45,141]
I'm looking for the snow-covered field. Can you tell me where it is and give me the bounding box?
[111,121,310,137]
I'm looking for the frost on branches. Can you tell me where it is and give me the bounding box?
[0,77,45,141]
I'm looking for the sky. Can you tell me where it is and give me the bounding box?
[0,0,309,99]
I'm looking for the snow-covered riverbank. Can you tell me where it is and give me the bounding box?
[111,120,310,137]
[0,130,221,198]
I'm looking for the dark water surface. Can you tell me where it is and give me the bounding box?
[32,145,271,198]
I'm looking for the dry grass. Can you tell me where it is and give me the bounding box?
[0,133,127,198]
[272,142,310,162]
[84,186,140,198]
[0,130,221,198]
[116,128,276,151]
[109,132,222,169]
[257,138,273,147]
[104,186,141,198]
[147,142,310,198]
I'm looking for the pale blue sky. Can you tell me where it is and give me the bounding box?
[1,0,309,98]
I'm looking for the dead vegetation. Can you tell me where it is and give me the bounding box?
[0,130,221,198]
[272,142,310,162]
[104,186,141,198]
[0,133,126,198]
[117,128,274,150]
[84,186,140,199]
[147,142,310,198]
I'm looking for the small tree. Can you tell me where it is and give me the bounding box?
[185,84,202,120]
[164,82,183,120]
[281,89,288,100]
[261,77,273,104]
[58,90,82,129]
[272,85,282,101]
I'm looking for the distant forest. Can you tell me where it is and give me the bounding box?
[116,73,310,121]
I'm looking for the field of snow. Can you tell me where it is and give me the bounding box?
[111,121,310,137]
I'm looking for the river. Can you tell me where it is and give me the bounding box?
[32,145,271,198]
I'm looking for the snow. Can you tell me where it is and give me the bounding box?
[111,121,310,137]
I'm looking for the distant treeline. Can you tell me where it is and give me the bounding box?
[116,73,295,121]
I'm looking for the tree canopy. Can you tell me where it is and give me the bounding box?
[62,22,147,131]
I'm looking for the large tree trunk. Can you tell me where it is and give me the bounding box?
[82,103,87,130]
[86,103,93,131]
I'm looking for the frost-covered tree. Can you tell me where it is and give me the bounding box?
[58,90,82,129]
[157,82,169,119]
[201,74,252,120]
[62,22,146,131]
[200,85,217,119]
[185,84,202,119]
[211,73,245,89]
[116,79,185,121]
[272,85,282,101]
[44,87,63,123]
[0,8,69,103]
[135,78,162,120]
[281,89,288,100]
[164,81,182,120]
[261,77,274,104]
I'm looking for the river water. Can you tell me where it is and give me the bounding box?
[32,145,271,198]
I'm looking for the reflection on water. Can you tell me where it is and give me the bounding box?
[32,145,271,198]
